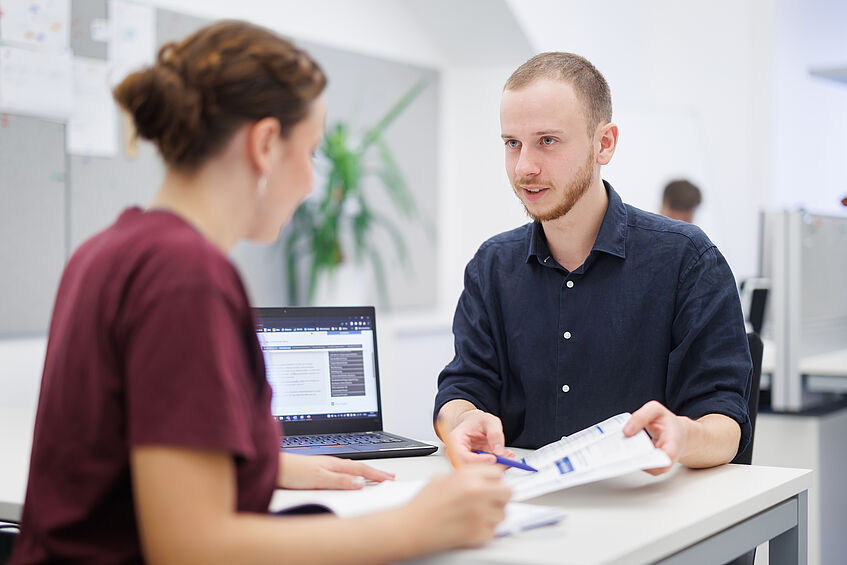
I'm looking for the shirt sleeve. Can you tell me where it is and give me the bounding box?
[667,246,753,455]
[434,254,503,420]
[122,286,260,460]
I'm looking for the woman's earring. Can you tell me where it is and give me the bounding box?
[257,171,269,198]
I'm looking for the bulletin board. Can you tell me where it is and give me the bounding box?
[0,1,439,336]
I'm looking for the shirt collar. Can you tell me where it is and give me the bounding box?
[526,180,628,264]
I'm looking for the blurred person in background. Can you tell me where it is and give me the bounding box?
[660,179,702,223]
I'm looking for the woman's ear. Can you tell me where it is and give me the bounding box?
[246,117,282,174]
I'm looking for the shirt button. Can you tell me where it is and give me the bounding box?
[563,331,572,339]
[566,280,574,288]
[562,384,570,393]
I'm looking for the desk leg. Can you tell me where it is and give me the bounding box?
[770,490,808,565]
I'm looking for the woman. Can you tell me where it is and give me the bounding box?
[10,21,508,564]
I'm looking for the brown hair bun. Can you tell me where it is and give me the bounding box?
[114,45,202,163]
[113,20,326,170]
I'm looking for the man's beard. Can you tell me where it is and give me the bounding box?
[514,152,595,222]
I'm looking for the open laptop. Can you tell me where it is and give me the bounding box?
[254,306,437,459]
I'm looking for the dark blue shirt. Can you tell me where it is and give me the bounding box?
[435,182,752,453]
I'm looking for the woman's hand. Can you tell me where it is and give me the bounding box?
[398,464,511,552]
[277,452,395,490]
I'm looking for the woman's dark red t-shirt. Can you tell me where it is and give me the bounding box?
[10,208,280,564]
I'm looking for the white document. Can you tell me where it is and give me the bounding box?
[504,413,672,502]
[276,479,565,537]
[0,45,73,120]
[67,57,117,157]
[0,0,70,50]
[108,0,155,87]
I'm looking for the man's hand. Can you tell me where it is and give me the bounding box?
[622,400,690,476]
[277,453,395,490]
[443,409,516,465]
[623,400,742,474]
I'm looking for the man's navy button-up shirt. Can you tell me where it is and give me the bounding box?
[435,182,752,453]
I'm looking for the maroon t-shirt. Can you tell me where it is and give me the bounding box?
[10,208,280,564]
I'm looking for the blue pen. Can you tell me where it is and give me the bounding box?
[473,450,538,472]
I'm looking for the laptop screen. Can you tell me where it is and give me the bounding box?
[253,306,383,435]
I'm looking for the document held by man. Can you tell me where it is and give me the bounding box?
[504,413,672,501]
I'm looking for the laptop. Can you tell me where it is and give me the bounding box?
[254,306,437,459]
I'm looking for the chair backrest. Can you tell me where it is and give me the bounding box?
[731,332,763,465]
[0,525,18,564]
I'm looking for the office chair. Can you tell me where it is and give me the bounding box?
[724,332,764,565]
[0,522,18,564]
[731,332,763,466]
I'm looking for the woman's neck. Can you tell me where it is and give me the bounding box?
[149,162,252,254]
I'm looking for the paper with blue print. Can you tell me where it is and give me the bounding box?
[504,413,671,501]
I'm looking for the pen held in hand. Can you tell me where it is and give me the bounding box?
[473,450,538,472]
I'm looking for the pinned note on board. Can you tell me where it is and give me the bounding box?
[67,56,117,157]
[107,0,155,87]
[0,45,73,121]
[0,0,71,50]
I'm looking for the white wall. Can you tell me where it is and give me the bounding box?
[771,0,847,215]
[145,0,444,68]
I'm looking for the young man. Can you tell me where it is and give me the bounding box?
[434,53,752,474]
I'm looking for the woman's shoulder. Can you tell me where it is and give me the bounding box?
[74,207,246,309]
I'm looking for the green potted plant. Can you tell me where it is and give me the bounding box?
[284,78,430,306]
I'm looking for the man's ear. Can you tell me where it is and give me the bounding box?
[246,117,282,174]
[596,122,619,166]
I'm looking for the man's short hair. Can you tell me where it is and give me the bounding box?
[662,180,702,211]
[504,52,612,134]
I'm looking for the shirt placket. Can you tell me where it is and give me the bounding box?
[555,267,578,435]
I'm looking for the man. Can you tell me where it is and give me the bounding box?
[434,53,751,474]
[660,179,702,223]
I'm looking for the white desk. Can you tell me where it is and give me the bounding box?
[761,339,847,397]
[2,453,811,564]
[271,453,811,565]
[762,339,847,379]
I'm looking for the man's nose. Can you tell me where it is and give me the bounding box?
[515,148,540,178]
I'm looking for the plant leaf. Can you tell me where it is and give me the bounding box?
[360,78,428,152]
[374,135,416,217]
[366,246,390,308]
[370,210,410,267]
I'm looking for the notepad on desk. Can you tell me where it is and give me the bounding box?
[504,412,672,501]
[272,479,565,536]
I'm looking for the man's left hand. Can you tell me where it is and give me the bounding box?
[622,400,690,476]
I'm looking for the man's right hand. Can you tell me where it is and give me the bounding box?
[446,409,515,464]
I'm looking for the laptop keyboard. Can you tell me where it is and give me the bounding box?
[281,432,405,448]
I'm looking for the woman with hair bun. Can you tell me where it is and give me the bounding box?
[10,21,509,565]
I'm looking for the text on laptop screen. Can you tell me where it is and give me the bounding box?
[257,314,378,423]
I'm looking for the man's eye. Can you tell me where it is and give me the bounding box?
[506,140,519,148]
[542,137,555,146]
